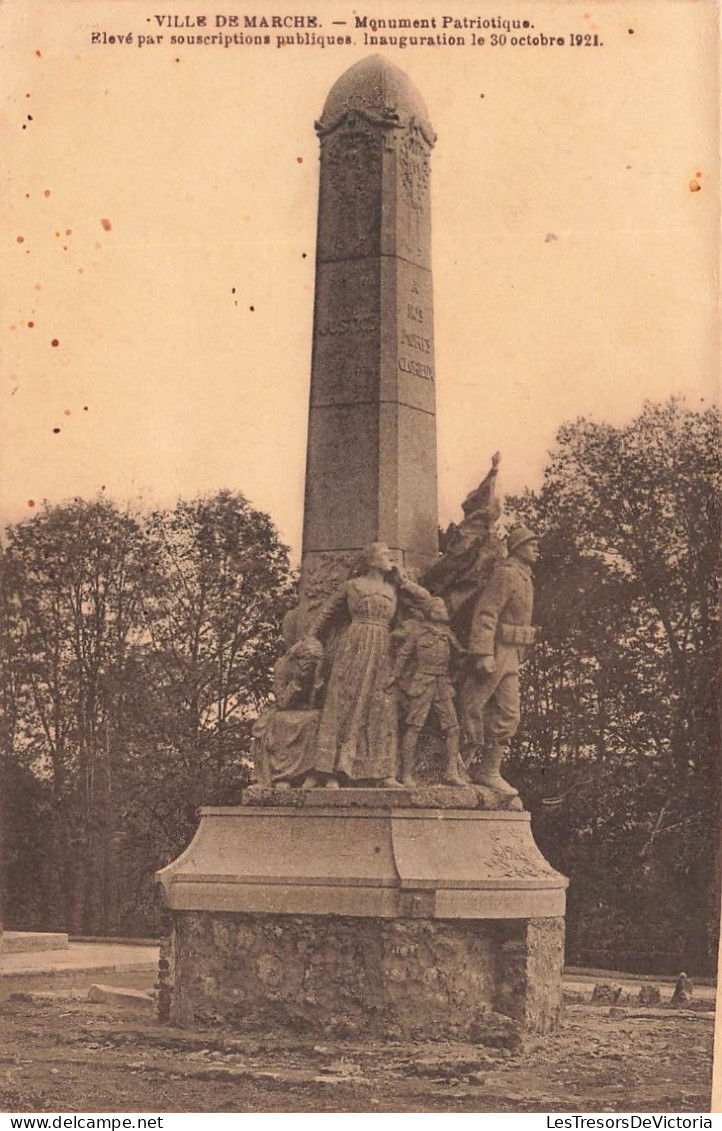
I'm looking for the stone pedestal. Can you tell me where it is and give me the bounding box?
[157,790,567,1039]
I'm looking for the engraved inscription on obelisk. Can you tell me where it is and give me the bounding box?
[300,56,439,614]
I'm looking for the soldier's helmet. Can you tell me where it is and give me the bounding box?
[507,526,539,554]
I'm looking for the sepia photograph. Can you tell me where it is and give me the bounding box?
[1,0,719,1116]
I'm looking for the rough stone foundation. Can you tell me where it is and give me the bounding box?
[169,911,564,1040]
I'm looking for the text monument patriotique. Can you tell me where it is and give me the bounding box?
[157,56,568,1039]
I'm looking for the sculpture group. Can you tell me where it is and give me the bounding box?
[253,456,540,800]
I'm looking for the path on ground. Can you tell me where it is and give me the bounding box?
[0,993,713,1113]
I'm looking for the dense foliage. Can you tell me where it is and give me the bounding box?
[0,492,295,936]
[506,399,720,973]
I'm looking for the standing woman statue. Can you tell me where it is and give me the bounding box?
[303,542,427,789]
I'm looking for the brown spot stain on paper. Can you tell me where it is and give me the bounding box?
[101,218,112,231]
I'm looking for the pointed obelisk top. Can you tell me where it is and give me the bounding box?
[317,55,436,144]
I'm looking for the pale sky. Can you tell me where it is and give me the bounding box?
[3,0,719,560]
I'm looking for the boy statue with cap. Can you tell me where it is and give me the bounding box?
[459,525,540,797]
[388,594,467,787]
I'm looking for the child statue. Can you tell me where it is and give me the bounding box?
[388,594,466,787]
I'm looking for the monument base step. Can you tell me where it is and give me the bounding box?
[167,910,564,1038]
[1,932,69,955]
[241,783,524,811]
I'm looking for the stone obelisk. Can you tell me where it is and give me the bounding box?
[300,56,439,615]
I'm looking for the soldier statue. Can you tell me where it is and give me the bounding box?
[459,525,540,797]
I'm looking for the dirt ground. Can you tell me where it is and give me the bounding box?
[0,989,714,1114]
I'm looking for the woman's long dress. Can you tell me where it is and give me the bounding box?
[313,577,399,781]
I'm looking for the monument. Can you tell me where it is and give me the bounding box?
[300,54,439,629]
[157,56,567,1040]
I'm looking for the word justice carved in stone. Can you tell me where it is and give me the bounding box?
[317,314,379,337]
